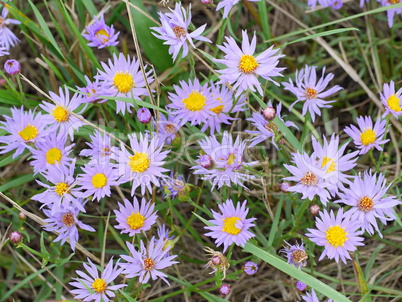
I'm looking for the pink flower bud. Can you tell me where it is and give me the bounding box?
[219,284,230,295]
[137,108,152,124]
[309,204,320,216]
[262,106,276,121]
[4,59,21,75]
[201,0,213,5]
[199,154,214,169]
[18,212,27,220]
[211,255,221,266]
[9,231,22,244]
[280,182,290,192]
[296,281,307,291]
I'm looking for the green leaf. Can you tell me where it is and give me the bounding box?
[40,232,50,267]
[283,28,359,46]
[55,253,75,267]
[120,290,138,302]
[0,174,35,192]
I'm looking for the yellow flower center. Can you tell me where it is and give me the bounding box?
[325,225,348,247]
[182,91,206,111]
[55,182,69,196]
[388,0,400,4]
[18,124,39,141]
[238,54,259,74]
[227,153,235,165]
[358,196,374,212]
[128,152,150,173]
[172,25,187,38]
[45,148,62,164]
[144,258,155,271]
[210,105,224,114]
[52,106,70,123]
[113,72,135,94]
[92,278,107,293]
[61,213,75,227]
[222,216,241,235]
[300,171,318,186]
[305,87,318,99]
[321,156,336,173]
[387,94,401,112]
[126,212,146,229]
[95,29,110,43]
[360,129,376,146]
[91,173,107,188]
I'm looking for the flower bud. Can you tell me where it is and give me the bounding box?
[219,284,230,295]
[296,281,307,291]
[0,79,6,86]
[280,182,290,192]
[137,108,152,124]
[243,261,258,275]
[201,0,213,5]
[211,255,222,266]
[262,106,276,121]
[309,204,320,216]
[18,212,27,220]
[4,59,21,75]
[9,231,22,244]
[199,154,214,169]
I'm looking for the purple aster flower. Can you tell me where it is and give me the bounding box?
[329,0,343,9]
[283,65,342,122]
[0,107,53,158]
[246,101,298,148]
[306,208,364,264]
[114,197,157,236]
[307,0,332,9]
[156,224,176,257]
[242,261,258,275]
[0,37,8,56]
[96,53,154,114]
[191,131,258,190]
[167,78,220,126]
[82,14,120,49]
[379,80,402,118]
[77,163,121,202]
[29,132,75,175]
[380,0,402,28]
[154,112,182,145]
[117,133,169,195]
[80,130,120,165]
[283,152,333,205]
[151,3,211,61]
[217,0,260,18]
[335,171,401,238]
[214,30,285,97]
[120,237,179,285]
[200,82,247,135]
[296,281,307,291]
[77,75,115,104]
[344,116,389,155]
[40,86,86,140]
[311,134,358,194]
[0,8,21,50]
[31,160,83,214]
[70,258,127,302]
[280,241,308,269]
[43,200,95,251]
[204,199,256,252]
[301,289,333,302]
[4,59,20,75]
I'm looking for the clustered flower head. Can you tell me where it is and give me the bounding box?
[280,241,308,269]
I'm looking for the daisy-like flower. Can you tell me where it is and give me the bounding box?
[280,241,308,269]
[379,80,402,118]
[204,199,256,252]
[156,224,175,256]
[70,258,127,302]
[40,86,86,140]
[43,200,95,251]
[283,65,342,122]
[335,171,401,237]
[246,101,298,148]
[114,197,157,236]
[217,0,260,19]
[77,75,115,104]
[29,132,75,175]
[380,0,402,28]
[344,116,389,155]
[301,289,333,302]
[80,130,120,165]
[82,14,120,49]
[151,3,211,61]
[306,208,364,264]
[242,261,258,275]
[200,82,247,135]
[191,131,258,189]
[31,160,83,214]
[154,112,182,145]
[168,78,220,126]
[311,134,358,193]
[214,30,285,96]
[96,53,154,114]
[0,107,53,158]
[283,152,333,205]
[117,133,169,195]
[77,163,121,202]
[120,237,179,285]
[0,7,21,50]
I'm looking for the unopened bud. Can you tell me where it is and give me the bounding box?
[18,212,27,220]
[243,261,258,275]
[199,154,214,169]
[296,281,307,291]
[280,182,290,192]
[309,204,320,216]
[0,79,6,86]
[219,284,230,295]
[262,106,276,121]
[9,231,22,244]
[211,255,222,266]
[137,108,152,124]
[201,0,213,5]
[4,59,21,75]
